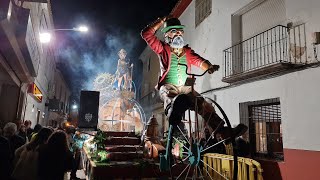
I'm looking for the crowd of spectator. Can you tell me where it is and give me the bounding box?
[0,120,82,180]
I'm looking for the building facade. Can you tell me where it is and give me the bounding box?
[139,44,167,137]
[0,0,70,128]
[140,0,320,179]
[47,69,71,127]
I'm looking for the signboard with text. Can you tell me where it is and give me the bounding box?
[29,83,43,102]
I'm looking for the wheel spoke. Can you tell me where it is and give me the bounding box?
[200,159,229,180]
[191,166,196,180]
[172,154,191,168]
[212,120,224,135]
[201,138,228,153]
[185,164,192,180]
[203,131,215,148]
[202,163,214,180]
[173,136,189,150]
[177,125,190,145]
[197,165,205,180]
[176,164,190,180]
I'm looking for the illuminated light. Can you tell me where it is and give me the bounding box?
[7,3,12,19]
[39,32,51,43]
[72,104,78,109]
[76,26,88,32]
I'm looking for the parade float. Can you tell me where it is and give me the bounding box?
[80,50,167,179]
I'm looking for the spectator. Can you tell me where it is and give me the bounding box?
[18,124,28,143]
[3,122,26,158]
[14,119,23,132]
[30,124,42,141]
[38,130,74,180]
[12,127,53,180]
[70,131,85,180]
[0,133,12,180]
[235,131,250,157]
[24,120,33,140]
[3,122,25,179]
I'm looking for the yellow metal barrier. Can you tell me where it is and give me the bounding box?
[225,144,233,155]
[203,153,263,180]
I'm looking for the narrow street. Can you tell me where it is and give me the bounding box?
[1,0,320,180]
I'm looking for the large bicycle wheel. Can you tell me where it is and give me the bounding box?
[159,96,238,180]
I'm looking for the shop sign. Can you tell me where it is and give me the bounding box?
[29,83,43,102]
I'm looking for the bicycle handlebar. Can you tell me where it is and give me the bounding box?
[178,63,209,77]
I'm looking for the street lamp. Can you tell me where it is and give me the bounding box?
[39,32,52,43]
[72,104,78,110]
[76,26,88,32]
[39,25,89,43]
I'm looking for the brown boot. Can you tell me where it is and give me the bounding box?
[217,124,248,144]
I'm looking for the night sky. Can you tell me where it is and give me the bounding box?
[51,0,178,101]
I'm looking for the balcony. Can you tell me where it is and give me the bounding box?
[223,24,307,83]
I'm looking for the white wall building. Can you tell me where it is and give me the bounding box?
[20,1,57,127]
[140,0,320,179]
[0,0,70,128]
[47,69,71,126]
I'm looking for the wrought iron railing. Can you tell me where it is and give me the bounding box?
[223,24,307,81]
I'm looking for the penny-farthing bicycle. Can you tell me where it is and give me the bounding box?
[159,64,238,180]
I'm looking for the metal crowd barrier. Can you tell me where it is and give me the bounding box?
[203,153,263,180]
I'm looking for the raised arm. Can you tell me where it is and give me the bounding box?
[141,17,167,54]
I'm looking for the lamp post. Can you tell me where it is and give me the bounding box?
[39,25,89,43]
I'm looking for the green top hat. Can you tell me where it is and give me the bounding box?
[161,18,185,33]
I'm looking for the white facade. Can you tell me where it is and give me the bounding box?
[53,69,71,112]
[178,0,320,152]
[21,2,57,127]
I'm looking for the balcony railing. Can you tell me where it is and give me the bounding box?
[223,24,307,83]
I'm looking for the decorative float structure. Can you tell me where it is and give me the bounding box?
[92,72,146,134]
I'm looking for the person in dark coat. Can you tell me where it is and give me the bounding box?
[24,120,33,140]
[0,135,12,180]
[235,131,250,157]
[3,122,26,159]
[38,130,74,180]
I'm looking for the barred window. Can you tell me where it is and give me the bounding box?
[195,0,212,27]
[240,98,284,161]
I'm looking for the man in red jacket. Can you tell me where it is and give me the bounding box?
[141,17,247,140]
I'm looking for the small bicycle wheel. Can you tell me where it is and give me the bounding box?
[160,96,238,180]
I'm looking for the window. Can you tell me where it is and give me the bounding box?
[195,0,212,27]
[240,98,283,161]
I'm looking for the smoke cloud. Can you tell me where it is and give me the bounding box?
[56,26,140,101]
